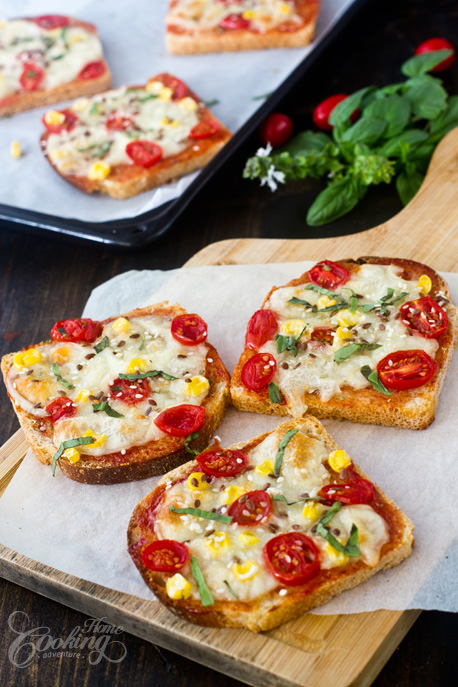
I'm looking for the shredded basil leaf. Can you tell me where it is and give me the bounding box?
[275,326,306,356]
[288,296,317,311]
[334,342,382,365]
[360,365,392,395]
[203,99,220,107]
[190,556,214,606]
[119,370,177,381]
[138,334,146,351]
[51,363,74,390]
[268,382,282,404]
[170,506,233,525]
[92,401,124,418]
[51,436,94,476]
[362,289,408,314]
[94,335,109,354]
[274,429,299,477]
[223,579,239,599]
[316,502,360,557]
[184,431,200,456]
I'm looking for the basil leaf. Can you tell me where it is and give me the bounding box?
[401,50,454,77]
[306,177,362,226]
[288,296,317,311]
[341,117,387,145]
[274,429,299,477]
[51,363,74,390]
[318,501,342,526]
[334,342,382,365]
[405,75,448,120]
[94,335,109,354]
[119,370,177,381]
[138,94,158,103]
[275,327,306,356]
[304,284,343,300]
[51,436,94,476]
[360,365,391,395]
[284,131,331,157]
[429,96,458,143]
[190,556,214,606]
[223,579,239,600]
[396,169,424,205]
[92,401,124,418]
[203,99,220,108]
[268,382,282,404]
[184,431,200,456]
[170,506,233,525]
[363,95,411,138]
[316,502,360,557]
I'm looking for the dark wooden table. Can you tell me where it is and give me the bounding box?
[1,0,458,684]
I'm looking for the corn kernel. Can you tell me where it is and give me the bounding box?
[335,310,359,327]
[62,447,81,464]
[158,86,173,101]
[166,573,192,600]
[161,117,179,127]
[302,501,325,521]
[242,11,257,19]
[222,485,245,505]
[145,80,162,94]
[232,560,259,581]
[88,161,111,181]
[75,388,92,402]
[323,541,347,565]
[281,319,306,337]
[187,471,210,491]
[328,449,352,472]
[179,97,198,112]
[318,295,338,309]
[238,531,260,547]
[10,140,22,159]
[112,317,131,334]
[69,32,86,45]
[185,376,210,397]
[44,110,66,127]
[13,348,42,368]
[255,459,274,476]
[206,531,230,555]
[417,274,432,294]
[83,430,106,448]
[335,325,353,342]
[126,357,147,374]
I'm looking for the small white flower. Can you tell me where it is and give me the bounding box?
[255,143,273,157]
[261,164,286,192]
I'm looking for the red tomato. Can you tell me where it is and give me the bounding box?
[106,112,133,131]
[154,404,206,437]
[189,120,220,140]
[377,350,437,391]
[45,396,77,424]
[264,532,320,586]
[109,377,149,405]
[19,62,44,91]
[78,61,106,81]
[415,38,455,72]
[228,490,272,525]
[50,318,103,343]
[245,309,278,350]
[312,94,359,131]
[310,327,335,345]
[171,313,208,345]
[42,108,78,134]
[241,352,277,391]
[196,447,248,477]
[259,113,293,148]
[155,73,188,100]
[308,260,351,289]
[141,540,189,572]
[399,296,448,339]
[34,15,69,29]
[219,13,251,30]
[319,478,375,505]
[125,140,163,168]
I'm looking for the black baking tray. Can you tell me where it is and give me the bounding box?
[0,0,367,248]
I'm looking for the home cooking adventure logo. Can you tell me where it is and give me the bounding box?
[8,611,127,668]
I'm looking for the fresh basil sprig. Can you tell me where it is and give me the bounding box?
[94,335,109,354]
[362,288,408,314]
[268,382,282,404]
[316,502,360,557]
[334,342,382,365]
[275,326,306,356]
[360,365,392,395]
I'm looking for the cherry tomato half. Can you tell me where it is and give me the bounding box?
[196,447,249,478]
[42,108,78,134]
[319,478,375,505]
[259,113,293,148]
[310,327,335,345]
[106,112,134,131]
[19,62,44,91]
[171,313,208,345]
[241,352,277,391]
[189,120,220,140]
[415,37,455,72]
[245,309,278,350]
[78,61,106,81]
[141,540,189,572]
[312,94,359,131]
[34,15,70,29]
[308,260,351,289]
[219,13,251,30]
[228,490,272,525]
[45,396,77,424]
[154,404,206,437]
[264,532,321,586]
[109,376,149,405]
[376,349,437,391]
[399,296,448,339]
[50,318,103,343]
[125,140,163,168]
[155,73,188,100]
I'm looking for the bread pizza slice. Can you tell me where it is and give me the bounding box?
[1,304,230,484]
[39,72,232,199]
[0,14,110,116]
[128,417,414,631]
[166,0,320,54]
[231,257,458,429]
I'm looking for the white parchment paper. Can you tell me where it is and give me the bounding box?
[0,0,356,223]
[1,261,458,615]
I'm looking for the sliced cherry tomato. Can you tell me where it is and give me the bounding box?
[310,327,335,345]
[196,447,248,477]
[106,112,133,131]
[109,376,149,405]
[228,490,272,525]
[78,61,106,81]
[219,13,251,30]
[415,38,455,72]
[312,94,359,131]
[259,113,293,148]
[154,404,206,437]
[399,296,448,339]
[241,352,277,391]
[125,140,163,168]
[264,532,320,586]
[245,309,278,350]
[50,318,103,343]
[376,349,437,391]
[308,260,351,289]
[42,108,78,134]
[319,478,375,505]
[189,120,220,140]
[45,396,77,424]
[155,73,188,100]
[171,313,208,345]
[34,15,70,29]
[141,539,189,572]
[19,62,44,91]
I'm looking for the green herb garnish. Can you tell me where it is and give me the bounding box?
[203,99,220,108]
[288,296,317,311]
[274,428,299,477]
[51,436,94,476]
[170,506,233,525]
[223,579,239,599]
[94,335,109,354]
[334,342,382,365]
[119,370,177,381]
[51,363,74,390]
[184,431,200,456]
[275,325,307,356]
[268,382,282,404]
[77,140,112,157]
[92,401,124,418]
[138,334,146,351]
[362,288,408,314]
[138,93,158,103]
[316,501,360,557]
[190,556,214,606]
[360,365,392,395]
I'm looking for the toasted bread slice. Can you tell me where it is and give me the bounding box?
[0,15,110,117]
[127,416,414,632]
[166,0,320,54]
[1,303,230,484]
[230,257,458,429]
[39,72,232,199]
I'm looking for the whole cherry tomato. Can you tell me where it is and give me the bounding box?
[312,94,358,131]
[259,113,293,147]
[264,532,320,586]
[141,540,189,572]
[415,38,455,72]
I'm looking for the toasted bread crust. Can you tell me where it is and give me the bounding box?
[230,257,458,430]
[1,303,230,484]
[127,417,414,632]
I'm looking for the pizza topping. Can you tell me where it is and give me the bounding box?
[189,119,220,139]
[141,539,189,572]
[319,478,375,505]
[376,349,437,390]
[34,15,70,30]
[125,140,163,168]
[308,260,351,289]
[245,309,278,349]
[399,296,448,338]
[170,505,232,525]
[196,446,249,477]
[51,318,103,343]
[241,352,276,390]
[77,60,106,80]
[43,108,78,134]
[154,404,206,436]
[108,376,149,404]
[228,490,272,525]
[19,62,44,91]
[190,555,214,606]
[45,396,77,423]
[274,428,299,476]
[264,532,321,586]
[171,314,208,345]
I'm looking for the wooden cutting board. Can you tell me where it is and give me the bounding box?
[1,127,458,687]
